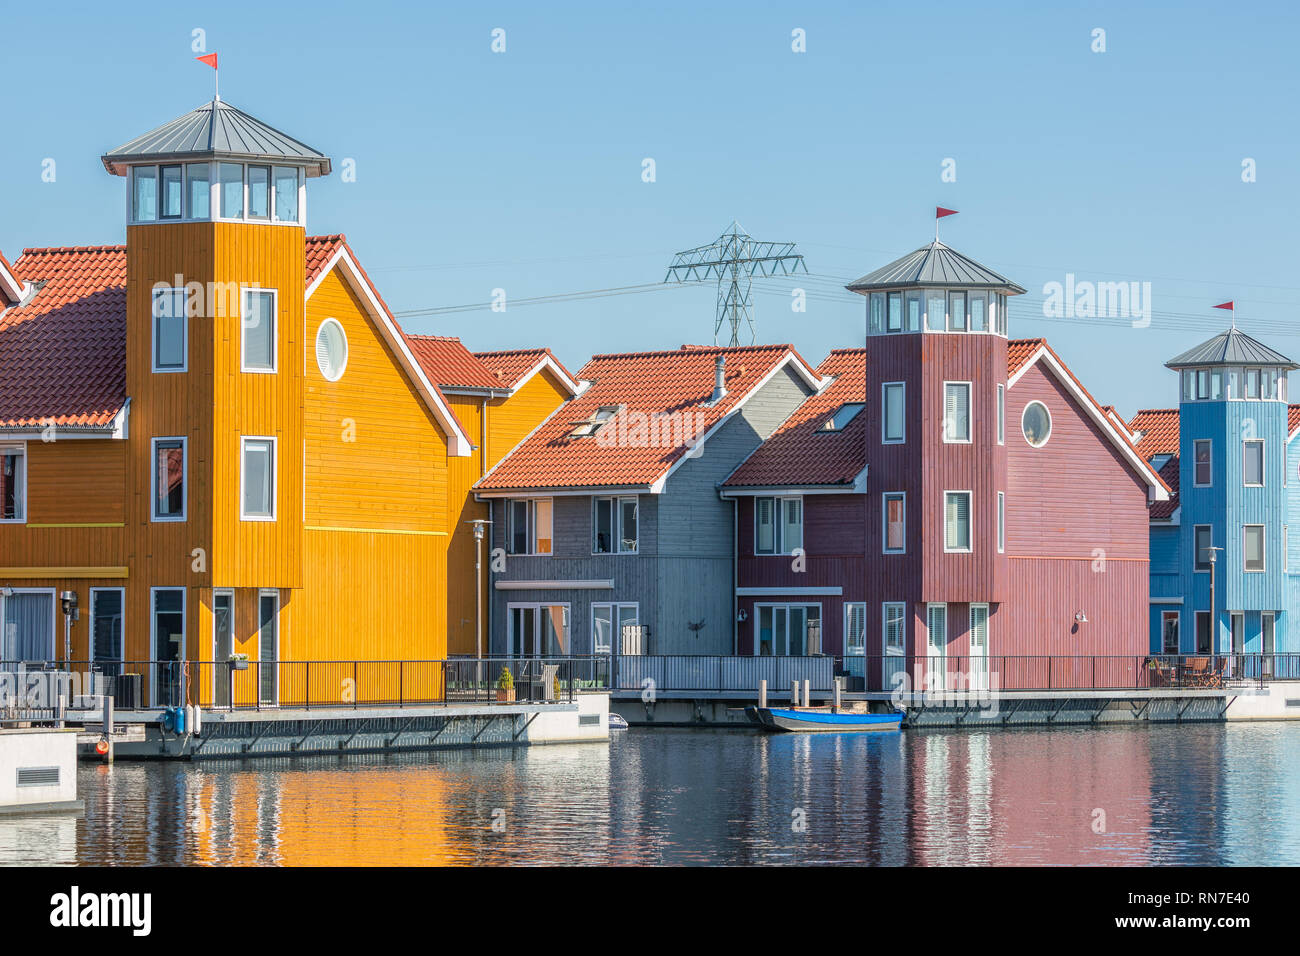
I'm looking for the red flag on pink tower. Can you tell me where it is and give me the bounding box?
[1213,301,1233,311]
[195,53,218,69]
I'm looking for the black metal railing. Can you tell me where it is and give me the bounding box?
[0,657,612,712]
[609,653,1300,694]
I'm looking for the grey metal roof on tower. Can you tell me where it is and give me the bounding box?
[101,99,331,177]
[1164,327,1297,370]
[846,240,1026,294]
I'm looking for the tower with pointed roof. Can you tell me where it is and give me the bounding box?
[1161,327,1295,656]
[101,97,330,697]
[846,241,1025,681]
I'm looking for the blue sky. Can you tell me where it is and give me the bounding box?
[3,0,1299,417]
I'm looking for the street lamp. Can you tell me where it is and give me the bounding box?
[467,519,492,684]
[1207,545,1224,656]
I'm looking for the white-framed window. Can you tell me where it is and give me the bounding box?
[996,384,1005,445]
[159,164,183,219]
[926,603,948,691]
[0,588,56,663]
[944,490,972,552]
[186,163,210,219]
[131,165,159,222]
[1194,524,1212,571]
[1244,524,1265,572]
[1195,610,1212,655]
[883,603,906,655]
[240,437,276,521]
[883,492,906,553]
[218,162,244,219]
[997,491,1005,553]
[1021,400,1052,447]
[152,286,188,372]
[882,382,905,444]
[754,495,802,555]
[89,587,125,666]
[151,437,187,522]
[1243,439,1264,487]
[241,288,278,372]
[1194,439,1212,487]
[845,603,866,656]
[753,603,820,656]
[592,602,638,654]
[508,603,571,657]
[593,495,638,554]
[0,443,26,523]
[1286,525,1289,573]
[506,498,553,555]
[131,161,306,225]
[943,382,971,443]
[247,165,271,220]
[315,318,349,381]
[273,167,300,222]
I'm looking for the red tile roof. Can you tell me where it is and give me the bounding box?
[475,344,820,491]
[474,347,579,392]
[304,234,346,287]
[407,335,504,390]
[2,245,127,428]
[1128,408,1180,459]
[1007,337,1045,376]
[723,349,866,488]
[1289,403,1300,437]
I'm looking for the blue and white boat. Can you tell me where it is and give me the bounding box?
[746,706,903,733]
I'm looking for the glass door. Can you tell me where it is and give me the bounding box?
[1262,612,1275,678]
[883,604,906,691]
[258,591,278,706]
[926,604,947,692]
[213,591,234,708]
[152,588,185,707]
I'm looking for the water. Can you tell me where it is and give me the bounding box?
[4,722,1298,866]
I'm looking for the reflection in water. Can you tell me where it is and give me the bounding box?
[8,722,1298,866]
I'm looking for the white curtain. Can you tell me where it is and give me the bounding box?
[2,592,54,662]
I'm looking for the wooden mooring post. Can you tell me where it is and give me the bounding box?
[758,679,767,709]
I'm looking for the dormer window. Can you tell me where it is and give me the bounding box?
[820,403,864,432]
[570,406,619,437]
[1150,453,1173,471]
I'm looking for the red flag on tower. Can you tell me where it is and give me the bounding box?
[936,207,959,219]
[1213,301,1234,311]
[195,53,218,69]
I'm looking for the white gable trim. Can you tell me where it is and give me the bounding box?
[503,354,582,398]
[306,245,472,457]
[1009,344,1169,501]
[649,351,825,494]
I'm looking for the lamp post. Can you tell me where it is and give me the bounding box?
[1207,545,1224,656]
[468,519,491,687]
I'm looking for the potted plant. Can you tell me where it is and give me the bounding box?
[553,673,562,701]
[229,653,249,671]
[496,667,515,703]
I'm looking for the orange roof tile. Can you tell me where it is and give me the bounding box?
[475,344,820,491]
[1007,337,1045,376]
[407,335,504,390]
[1127,408,1180,459]
[473,347,578,392]
[2,245,127,428]
[1289,403,1300,437]
[723,349,866,488]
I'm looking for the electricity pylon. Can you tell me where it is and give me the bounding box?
[665,221,807,346]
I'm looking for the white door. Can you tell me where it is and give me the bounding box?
[968,605,988,691]
[882,604,906,691]
[926,604,947,692]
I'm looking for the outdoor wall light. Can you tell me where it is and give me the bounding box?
[1074,610,1088,624]
[737,608,748,623]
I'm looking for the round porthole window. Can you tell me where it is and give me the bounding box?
[315,318,348,382]
[1021,400,1052,447]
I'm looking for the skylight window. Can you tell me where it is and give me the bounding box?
[820,403,864,432]
[569,405,620,437]
[1150,453,1173,471]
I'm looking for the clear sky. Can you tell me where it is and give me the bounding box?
[3,0,1298,418]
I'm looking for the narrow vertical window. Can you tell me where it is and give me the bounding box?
[926,292,946,331]
[241,438,276,520]
[90,588,125,669]
[780,498,803,553]
[1243,440,1264,486]
[755,497,775,555]
[948,291,966,331]
[996,384,1005,445]
[1194,439,1212,487]
[258,590,279,706]
[882,382,905,443]
[132,165,158,221]
[273,166,299,222]
[883,492,905,553]
[186,163,210,219]
[152,438,186,521]
[593,497,614,554]
[241,289,277,372]
[1194,525,1212,571]
[247,165,270,220]
[845,604,866,656]
[1244,525,1265,572]
[868,292,885,334]
[997,491,1005,553]
[943,383,971,442]
[619,497,639,553]
[887,292,903,332]
[944,491,972,552]
[218,162,244,218]
[0,445,26,522]
[159,165,183,219]
[152,287,188,372]
[508,499,530,554]
[969,293,987,331]
[534,499,554,555]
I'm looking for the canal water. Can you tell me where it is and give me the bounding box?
[3,722,1298,866]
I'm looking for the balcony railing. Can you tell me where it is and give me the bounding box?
[0,657,611,712]
[609,653,1300,694]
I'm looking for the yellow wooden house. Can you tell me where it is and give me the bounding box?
[0,97,560,707]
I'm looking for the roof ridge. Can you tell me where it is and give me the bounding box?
[589,344,791,361]
[20,244,127,256]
